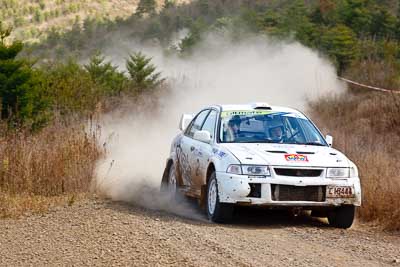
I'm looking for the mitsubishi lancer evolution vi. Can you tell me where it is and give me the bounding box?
[161,103,361,228]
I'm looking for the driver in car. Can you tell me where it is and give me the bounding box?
[269,124,284,143]
[226,115,241,141]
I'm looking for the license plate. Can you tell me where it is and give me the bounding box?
[326,186,354,198]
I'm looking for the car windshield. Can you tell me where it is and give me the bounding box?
[219,110,327,145]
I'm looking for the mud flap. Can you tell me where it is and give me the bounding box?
[199,185,207,209]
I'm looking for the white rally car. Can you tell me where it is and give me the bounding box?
[161,103,361,228]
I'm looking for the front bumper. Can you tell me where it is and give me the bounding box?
[216,171,362,207]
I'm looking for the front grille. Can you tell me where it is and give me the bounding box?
[271,184,326,202]
[274,168,323,177]
[247,183,261,198]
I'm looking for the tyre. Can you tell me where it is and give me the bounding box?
[328,205,355,229]
[206,172,233,223]
[161,163,180,200]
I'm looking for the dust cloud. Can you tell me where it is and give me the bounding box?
[94,34,345,218]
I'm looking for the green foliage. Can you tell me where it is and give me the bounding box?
[262,10,280,31]
[14,16,26,27]
[41,59,99,115]
[310,0,339,26]
[336,0,373,35]
[179,19,207,54]
[64,21,84,51]
[34,9,44,23]
[126,52,164,91]
[279,1,318,46]
[0,22,49,127]
[8,0,400,104]
[239,9,264,33]
[25,0,400,65]
[38,0,45,10]
[321,24,359,73]
[84,52,127,96]
[369,6,397,38]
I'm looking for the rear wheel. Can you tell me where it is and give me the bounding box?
[328,205,355,229]
[206,172,233,223]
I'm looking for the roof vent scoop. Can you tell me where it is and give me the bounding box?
[250,102,272,110]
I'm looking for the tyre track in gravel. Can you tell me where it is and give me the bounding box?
[0,199,399,267]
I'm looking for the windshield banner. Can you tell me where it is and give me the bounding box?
[221,110,274,117]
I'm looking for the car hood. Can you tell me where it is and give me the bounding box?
[221,143,350,167]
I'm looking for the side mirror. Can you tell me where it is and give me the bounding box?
[193,130,212,143]
[325,135,333,147]
[179,114,193,131]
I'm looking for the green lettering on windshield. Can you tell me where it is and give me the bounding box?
[221,110,274,117]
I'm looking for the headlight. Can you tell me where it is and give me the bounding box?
[243,165,271,176]
[226,165,242,174]
[326,167,350,178]
[227,165,271,176]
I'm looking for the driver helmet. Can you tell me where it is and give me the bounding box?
[228,115,241,128]
[268,121,284,141]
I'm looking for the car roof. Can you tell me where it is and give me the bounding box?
[210,104,301,114]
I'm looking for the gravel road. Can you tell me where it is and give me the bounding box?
[1,199,399,267]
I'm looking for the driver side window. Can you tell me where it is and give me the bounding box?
[201,110,217,139]
[186,110,210,138]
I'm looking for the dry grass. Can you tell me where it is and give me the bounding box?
[0,193,89,218]
[309,92,400,230]
[0,119,103,218]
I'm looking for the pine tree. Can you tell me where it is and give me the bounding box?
[0,22,48,126]
[279,0,317,46]
[321,24,359,73]
[369,6,397,38]
[126,52,164,91]
[84,52,127,96]
[0,23,30,120]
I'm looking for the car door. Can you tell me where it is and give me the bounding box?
[179,109,210,188]
[191,109,218,190]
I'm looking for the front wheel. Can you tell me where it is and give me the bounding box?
[328,205,355,229]
[161,163,180,200]
[206,172,233,223]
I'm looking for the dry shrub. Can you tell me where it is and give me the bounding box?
[0,84,166,218]
[309,92,400,230]
[0,119,102,218]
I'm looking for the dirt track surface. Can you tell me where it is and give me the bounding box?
[1,199,399,267]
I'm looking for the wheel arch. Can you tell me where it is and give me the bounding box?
[161,158,174,185]
[206,162,216,184]
[200,162,216,208]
